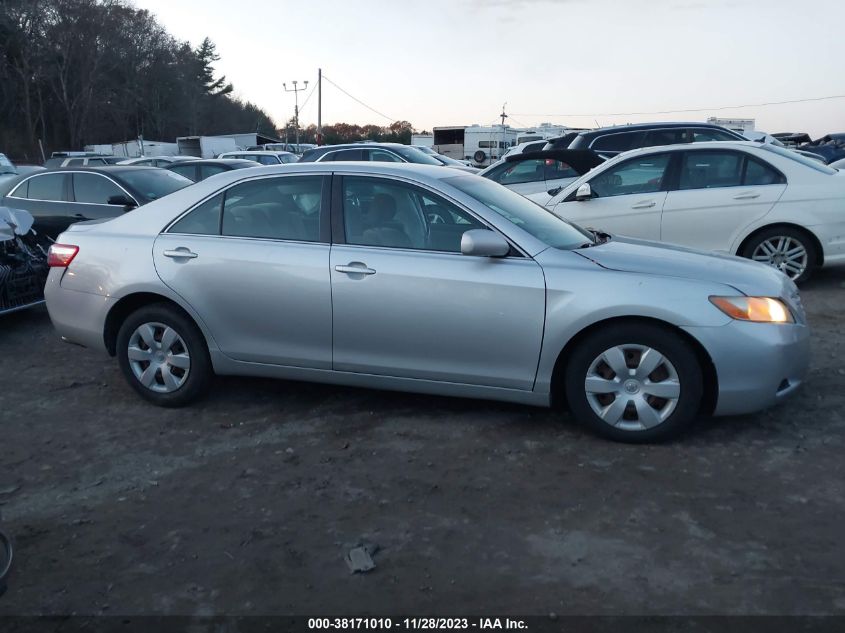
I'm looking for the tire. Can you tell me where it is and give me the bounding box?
[740,226,817,283]
[473,150,487,164]
[116,303,212,407]
[564,323,703,443]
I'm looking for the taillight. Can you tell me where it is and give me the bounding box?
[47,244,79,267]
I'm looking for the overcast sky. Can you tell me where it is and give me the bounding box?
[134,0,844,136]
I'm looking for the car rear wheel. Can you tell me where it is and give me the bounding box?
[564,323,703,443]
[741,227,816,283]
[116,303,212,407]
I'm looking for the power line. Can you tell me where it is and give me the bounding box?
[321,74,395,122]
[511,94,845,119]
[299,80,318,113]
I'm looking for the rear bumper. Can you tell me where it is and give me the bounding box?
[683,320,810,416]
[44,269,113,353]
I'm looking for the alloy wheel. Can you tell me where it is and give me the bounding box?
[584,344,681,431]
[127,322,191,393]
[751,236,808,280]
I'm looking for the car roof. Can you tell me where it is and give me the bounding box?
[222,150,294,155]
[183,161,458,185]
[310,142,408,151]
[171,159,259,166]
[52,165,160,174]
[578,121,737,136]
[602,140,768,162]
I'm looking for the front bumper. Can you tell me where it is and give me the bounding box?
[683,320,810,417]
[44,268,114,353]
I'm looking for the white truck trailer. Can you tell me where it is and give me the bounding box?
[176,135,239,158]
[432,125,519,167]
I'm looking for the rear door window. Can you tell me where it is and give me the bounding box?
[26,173,67,201]
[221,176,324,241]
[679,151,743,190]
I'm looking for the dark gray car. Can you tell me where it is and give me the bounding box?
[0,166,192,238]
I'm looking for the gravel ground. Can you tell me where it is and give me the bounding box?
[1,268,844,616]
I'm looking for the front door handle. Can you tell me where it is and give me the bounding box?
[163,248,198,259]
[631,200,656,209]
[335,263,376,275]
[733,192,760,200]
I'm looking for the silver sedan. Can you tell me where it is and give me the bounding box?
[44,163,809,442]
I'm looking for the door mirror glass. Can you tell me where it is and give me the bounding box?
[107,194,136,208]
[575,183,592,201]
[460,229,510,257]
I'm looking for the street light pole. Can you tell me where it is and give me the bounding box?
[283,79,308,147]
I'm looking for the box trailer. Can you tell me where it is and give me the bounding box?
[176,136,239,158]
[433,125,519,167]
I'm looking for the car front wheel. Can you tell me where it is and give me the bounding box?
[116,303,212,407]
[564,323,703,443]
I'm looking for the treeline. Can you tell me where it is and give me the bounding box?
[292,121,419,146]
[0,0,277,162]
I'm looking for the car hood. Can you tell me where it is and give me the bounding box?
[575,235,793,297]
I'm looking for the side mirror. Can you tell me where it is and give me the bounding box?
[575,183,592,201]
[460,229,510,258]
[108,194,137,209]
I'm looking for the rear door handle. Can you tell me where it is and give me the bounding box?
[631,200,656,209]
[335,264,376,275]
[163,249,198,259]
[733,192,760,200]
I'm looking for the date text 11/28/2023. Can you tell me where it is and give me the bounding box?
[307,618,528,630]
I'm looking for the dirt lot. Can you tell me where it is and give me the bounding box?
[1,269,844,617]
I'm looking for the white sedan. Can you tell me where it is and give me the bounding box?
[543,141,845,282]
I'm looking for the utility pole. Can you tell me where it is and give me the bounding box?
[316,68,322,145]
[283,79,308,147]
[500,103,508,158]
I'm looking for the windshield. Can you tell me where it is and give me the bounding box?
[392,146,443,165]
[413,146,437,156]
[120,169,192,201]
[445,175,594,250]
[758,144,837,175]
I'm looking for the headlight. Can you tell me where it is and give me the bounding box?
[709,296,794,324]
